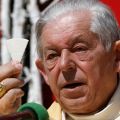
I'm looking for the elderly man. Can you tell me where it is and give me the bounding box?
[35,0,120,119]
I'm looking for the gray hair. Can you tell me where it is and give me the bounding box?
[36,0,120,57]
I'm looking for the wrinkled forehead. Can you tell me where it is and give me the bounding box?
[44,10,92,30]
[41,10,92,44]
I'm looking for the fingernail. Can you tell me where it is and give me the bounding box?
[11,61,22,69]
[15,64,23,70]
[11,60,20,65]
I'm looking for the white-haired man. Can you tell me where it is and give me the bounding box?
[35,0,120,119]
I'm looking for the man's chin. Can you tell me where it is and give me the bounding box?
[59,96,91,114]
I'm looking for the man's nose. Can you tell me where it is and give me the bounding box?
[60,49,76,72]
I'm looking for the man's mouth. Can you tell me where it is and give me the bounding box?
[61,81,87,98]
[64,83,84,89]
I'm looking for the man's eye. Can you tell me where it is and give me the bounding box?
[73,46,88,52]
[47,53,58,60]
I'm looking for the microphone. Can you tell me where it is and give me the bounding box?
[0,102,49,120]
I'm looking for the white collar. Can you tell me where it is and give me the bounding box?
[63,81,120,120]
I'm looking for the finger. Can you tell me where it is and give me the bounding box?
[0,88,24,114]
[4,88,24,108]
[0,61,23,81]
[2,88,24,102]
[0,98,22,115]
[1,78,24,92]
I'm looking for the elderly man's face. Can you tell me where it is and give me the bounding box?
[39,11,118,114]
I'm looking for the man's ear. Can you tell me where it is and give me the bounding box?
[114,40,120,72]
[35,59,49,85]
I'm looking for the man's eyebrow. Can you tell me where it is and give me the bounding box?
[43,47,57,54]
[69,34,88,46]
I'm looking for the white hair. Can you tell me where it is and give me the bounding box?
[36,0,120,56]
